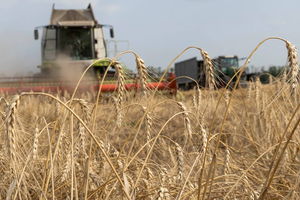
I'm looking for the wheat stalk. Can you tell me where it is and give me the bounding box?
[200,125,208,154]
[247,82,252,99]
[286,41,299,97]
[75,98,91,122]
[192,88,201,117]
[174,142,184,182]
[201,50,215,90]
[224,90,230,107]
[61,150,72,183]
[224,145,231,175]
[136,56,148,95]
[32,127,39,160]
[142,106,153,151]
[5,179,17,200]
[177,102,192,140]
[156,187,170,200]
[255,77,260,111]
[75,98,91,159]
[282,69,287,85]
[115,62,126,128]
[268,74,273,84]
[6,94,20,174]
[3,39,300,199]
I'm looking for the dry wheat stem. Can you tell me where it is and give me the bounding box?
[2,37,300,200]
[75,98,90,159]
[20,92,131,200]
[286,41,299,97]
[200,50,215,90]
[156,187,170,200]
[11,118,52,200]
[142,106,153,151]
[32,127,39,161]
[115,62,126,128]
[6,94,20,175]
[132,111,190,193]
[258,102,300,199]
[224,141,290,198]
[136,56,148,95]
[198,66,246,199]
[177,102,192,140]
[174,142,184,182]
[176,152,201,200]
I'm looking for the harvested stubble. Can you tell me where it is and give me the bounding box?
[0,38,300,200]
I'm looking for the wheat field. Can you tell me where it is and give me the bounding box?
[1,37,300,200]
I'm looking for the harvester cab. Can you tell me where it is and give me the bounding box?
[34,4,114,78]
[214,55,241,85]
[215,56,239,76]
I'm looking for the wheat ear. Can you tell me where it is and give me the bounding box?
[142,106,153,151]
[136,56,148,95]
[6,94,20,174]
[177,102,192,140]
[286,41,299,97]
[255,77,260,111]
[192,88,201,117]
[201,50,215,90]
[115,62,126,127]
[32,127,39,160]
[224,145,231,175]
[61,150,72,183]
[174,142,184,182]
[224,90,230,106]
[156,187,170,200]
[200,125,208,154]
[75,98,91,158]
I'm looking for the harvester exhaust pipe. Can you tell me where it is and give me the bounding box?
[34,29,39,40]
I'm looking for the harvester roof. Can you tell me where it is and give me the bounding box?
[50,4,98,27]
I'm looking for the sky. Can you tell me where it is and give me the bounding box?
[0,0,299,75]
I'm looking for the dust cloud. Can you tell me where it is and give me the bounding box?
[0,31,39,77]
[53,53,97,86]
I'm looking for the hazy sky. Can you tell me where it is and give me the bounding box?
[0,0,299,75]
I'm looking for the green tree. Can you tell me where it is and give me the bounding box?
[268,66,285,77]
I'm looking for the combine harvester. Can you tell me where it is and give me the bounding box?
[0,4,176,94]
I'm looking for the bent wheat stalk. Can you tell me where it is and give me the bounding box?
[6,95,20,175]
[115,62,126,128]
[136,56,148,95]
[200,50,215,90]
[286,41,299,97]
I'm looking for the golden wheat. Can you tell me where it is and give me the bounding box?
[1,38,300,199]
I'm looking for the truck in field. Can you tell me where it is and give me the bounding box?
[174,55,247,89]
